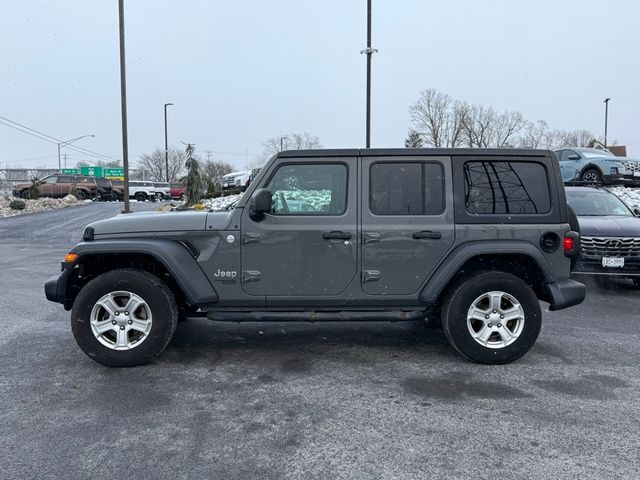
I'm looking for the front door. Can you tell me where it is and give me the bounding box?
[360,156,455,295]
[241,157,358,297]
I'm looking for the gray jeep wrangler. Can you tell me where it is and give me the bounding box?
[45,148,585,367]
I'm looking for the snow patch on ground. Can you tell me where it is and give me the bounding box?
[0,195,88,218]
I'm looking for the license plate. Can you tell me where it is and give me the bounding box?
[634,172,640,177]
[602,257,624,268]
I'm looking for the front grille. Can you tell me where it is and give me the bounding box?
[581,236,640,258]
[622,161,640,172]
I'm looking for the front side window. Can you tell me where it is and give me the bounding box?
[266,163,347,215]
[370,162,444,215]
[464,161,551,214]
[42,176,57,184]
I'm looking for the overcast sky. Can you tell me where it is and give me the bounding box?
[1,0,639,170]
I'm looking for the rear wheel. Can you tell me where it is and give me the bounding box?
[20,190,30,199]
[71,269,178,367]
[441,272,541,364]
[581,168,603,185]
[155,192,164,202]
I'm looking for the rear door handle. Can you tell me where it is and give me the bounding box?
[323,231,352,240]
[412,230,442,240]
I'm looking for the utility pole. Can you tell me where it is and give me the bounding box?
[63,154,68,169]
[603,97,610,148]
[360,0,378,148]
[164,102,173,182]
[57,134,94,171]
[118,0,131,214]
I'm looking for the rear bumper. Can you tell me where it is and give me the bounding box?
[546,279,586,311]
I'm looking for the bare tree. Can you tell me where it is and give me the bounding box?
[493,111,527,148]
[201,159,233,192]
[263,132,322,156]
[138,147,185,182]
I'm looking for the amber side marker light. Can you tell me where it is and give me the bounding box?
[64,253,78,263]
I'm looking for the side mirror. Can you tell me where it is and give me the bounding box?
[249,188,272,221]
[634,208,640,217]
[567,154,581,160]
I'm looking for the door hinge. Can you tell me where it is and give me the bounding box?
[242,233,261,244]
[362,270,380,283]
[242,270,261,283]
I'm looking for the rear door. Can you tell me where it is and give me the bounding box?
[360,156,455,295]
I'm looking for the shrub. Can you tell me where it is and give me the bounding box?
[69,186,79,199]
[27,178,40,200]
[9,199,26,210]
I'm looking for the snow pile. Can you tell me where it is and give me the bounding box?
[274,189,332,211]
[0,196,89,218]
[609,187,640,211]
[202,194,243,210]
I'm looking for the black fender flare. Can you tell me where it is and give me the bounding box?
[419,240,556,304]
[71,239,218,304]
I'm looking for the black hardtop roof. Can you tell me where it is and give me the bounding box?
[278,148,552,158]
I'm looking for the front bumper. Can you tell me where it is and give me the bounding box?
[603,173,640,186]
[545,279,586,311]
[572,259,640,277]
[45,270,70,305]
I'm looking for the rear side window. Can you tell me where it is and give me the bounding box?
[464,161,550,214]
[370,162,444,215]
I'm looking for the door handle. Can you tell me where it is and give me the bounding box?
[412,230,442,240]
[323,231,352,240]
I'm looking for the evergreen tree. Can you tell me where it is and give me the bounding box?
[404,130,424,148]
[183,144,202,206]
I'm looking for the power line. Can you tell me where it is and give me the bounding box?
[0,114,118,161]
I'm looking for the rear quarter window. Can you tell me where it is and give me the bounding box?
[464,161,551,214]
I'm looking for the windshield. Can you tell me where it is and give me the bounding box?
[567,190,633,216]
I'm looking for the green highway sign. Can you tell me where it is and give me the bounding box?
[61,168,78,175]
[105,168,124,177]
[80,166,104,177]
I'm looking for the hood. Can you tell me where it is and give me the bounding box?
[89,210,233,236]
[577,215,640,237]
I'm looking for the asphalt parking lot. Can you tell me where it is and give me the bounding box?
[1,203,639,479]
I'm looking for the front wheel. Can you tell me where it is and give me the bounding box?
[581,168,603,185]
[155,192,164,202]
[71,269,178,367]
[441,272,541,364]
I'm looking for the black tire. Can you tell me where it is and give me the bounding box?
[94,192,103,202]
[71,269,178,367]
[75,190,86,200]
[581,168,603,185]
[20,190,30,199]
[135,192,147,202]
[155,192,164,202]
[441,271,542,364]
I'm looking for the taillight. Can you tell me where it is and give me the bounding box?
[564,232,579,257]
[563,237,574,252]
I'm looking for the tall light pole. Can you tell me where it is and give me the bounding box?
[360,0,378,148]
[118,0,131,214]
[164,102,173,182]
[603,97,610,148]
[57,134,95,171]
